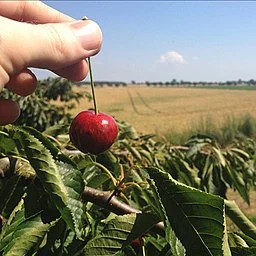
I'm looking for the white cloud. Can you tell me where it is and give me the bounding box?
[158,51,187,64]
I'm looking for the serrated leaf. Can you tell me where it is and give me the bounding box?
[121,140,141,160]
[12,127,84,239]
[235,232,256,247]
[140,149,153,163]
[87,173,110,188]
[176,159,200,188]
[0,130,16,155]
[212,147,226,167]
[22,126,75,166]
[225,200,256,240]
[3,213,52,256]
[148,178,185,256]
[0,175,27,218]
[0,199,25,252]
[225,165,250,204]
[57,161,85,237]
[83,213,159,256]
[147,167,231,256]
[230,246,256,256]
[228,232,248,247]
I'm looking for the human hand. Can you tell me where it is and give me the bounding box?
[0,1,102,125]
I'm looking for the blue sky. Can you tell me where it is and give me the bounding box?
[37,1,256,83]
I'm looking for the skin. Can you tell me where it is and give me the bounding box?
[70,110,119,155]
[0,1,102,125]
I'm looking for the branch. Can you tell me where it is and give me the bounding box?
[0,157,17,179]
[1,157,165,236]
[82,186,165,236]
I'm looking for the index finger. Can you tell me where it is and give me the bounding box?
[0,1,74,23]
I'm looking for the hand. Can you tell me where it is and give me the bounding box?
[0,1,102,125]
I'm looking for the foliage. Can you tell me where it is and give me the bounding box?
[1,121,256,255]
[166,114,256,146]
[1,78,256,255]
[0,77,91,131]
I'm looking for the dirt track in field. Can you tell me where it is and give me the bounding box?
[72,85,256,137]
[71,85,256,217]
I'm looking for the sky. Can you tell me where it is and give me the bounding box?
[35,1,256,83]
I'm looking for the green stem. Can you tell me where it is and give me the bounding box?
[93,162,117,186]
[88,57,98,115]
[142,238,146,256]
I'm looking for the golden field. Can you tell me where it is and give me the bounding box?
[72,85,256,216]
[71,85,256,137]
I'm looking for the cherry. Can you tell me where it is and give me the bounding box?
[70,57,118,154]
[131,238,143,254]
[69,110,118,155]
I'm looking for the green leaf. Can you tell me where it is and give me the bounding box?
[176,158,200,188]
[0,130,16,155]
[225,200,256,240]
[3,213,52,256]
[226,165,250,204]
[121,140,142,160]
[230,247,256,256]
[228,232,248,247]
[12,127,84,239]
[0,175,27,218]
[83,213,159,256]
[57,161,85,238]
[22,126,75,166]
[212,147,226,167]
[147,167,231,256]
[24,178,60,222]
[87,173,110,188]
[0,199,25,252]
[235,232,256,247]
[147,180,185,255]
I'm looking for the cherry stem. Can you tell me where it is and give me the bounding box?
[88,57,98,115]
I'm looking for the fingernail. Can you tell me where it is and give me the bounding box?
[71,20,102,51]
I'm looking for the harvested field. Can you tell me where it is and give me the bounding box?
[72,85,256,137]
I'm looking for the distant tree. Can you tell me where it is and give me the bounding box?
[249,79,256,85]
[171,79,177,85]
[226,81,233,86]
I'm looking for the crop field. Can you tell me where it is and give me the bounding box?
[71,85,256,220]
[72,85,256,138]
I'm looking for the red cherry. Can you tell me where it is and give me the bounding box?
[69,110,118,155]
[131,238,143,254]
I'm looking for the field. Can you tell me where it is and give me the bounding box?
[71,85,256,217]
[72,85,256,140]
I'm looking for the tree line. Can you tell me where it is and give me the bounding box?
[75,78,256,87]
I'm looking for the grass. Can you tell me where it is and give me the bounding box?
[165,113,256,145]
[71,85,256,144]
[196,85,256,90]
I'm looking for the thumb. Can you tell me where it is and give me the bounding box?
[0,17,102,85]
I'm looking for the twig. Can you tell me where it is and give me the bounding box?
[82,186,165,236]
[0,157,17,179]
[1,158,165,236]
